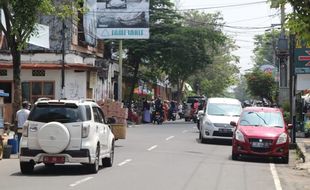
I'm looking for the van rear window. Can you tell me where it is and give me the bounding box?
[28,105,89,123]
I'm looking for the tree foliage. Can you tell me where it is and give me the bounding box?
[188,36,240,97]
[234,76,251,102]
[121,0,181,103]
[123,3,229,103]
[268,0,310,42]
[161,11,228,100]
[252,30,280,67]
[244,69,277,102]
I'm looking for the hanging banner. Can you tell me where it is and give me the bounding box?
[96,0,150,39]
[84,0,97,46]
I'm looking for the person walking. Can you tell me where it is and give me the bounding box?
[15,101,30,141]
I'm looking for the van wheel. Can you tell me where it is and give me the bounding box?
[103,141,114,167]
[89,146,100,173]
[20,162,34,174]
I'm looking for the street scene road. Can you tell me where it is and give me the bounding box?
[1,120,310,190]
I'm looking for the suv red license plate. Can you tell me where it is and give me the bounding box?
[43,156,65,164]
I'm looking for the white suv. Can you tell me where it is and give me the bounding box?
[19,99,115,174]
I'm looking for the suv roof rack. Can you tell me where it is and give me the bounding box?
[80,99,96,103]
[36,97,51,102]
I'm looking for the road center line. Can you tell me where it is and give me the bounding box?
[147,145,158,151]
[69,177,93,187]
[270,163,283,190]
[166,136,175,141]
[118,159,132,166]
[182,130,188,133]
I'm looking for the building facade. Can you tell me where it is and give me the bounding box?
[0,3,120,123]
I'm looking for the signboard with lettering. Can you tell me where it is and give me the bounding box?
[295,48,310,74]
[93,0,150,39]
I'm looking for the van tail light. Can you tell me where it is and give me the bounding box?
[82,123,90,138]
[22,121,29,137]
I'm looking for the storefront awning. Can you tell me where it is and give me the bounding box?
[183,82,193,92]
[0,62,98,70]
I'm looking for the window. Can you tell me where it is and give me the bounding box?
[92,107,105,123]
[0,70,7,76]
[32,70,45,76]
[28,105,87,123]
[22,81,55,103]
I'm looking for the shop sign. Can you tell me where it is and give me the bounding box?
[295,48,310,74]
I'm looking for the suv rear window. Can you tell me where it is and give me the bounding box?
[28,104,90,123]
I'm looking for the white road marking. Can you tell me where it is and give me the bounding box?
[182,130,188,133]
[166,136,175,141]
[270,163,283,190]
[69,177,93,187]
[147,145,158,151]
[118,159,132,166]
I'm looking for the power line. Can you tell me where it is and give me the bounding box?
[227,14,279,24]
[178,1,268,11]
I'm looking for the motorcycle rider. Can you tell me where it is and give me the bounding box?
[191,99,199,122]
[153,97,164,123]
[168,100,177,120]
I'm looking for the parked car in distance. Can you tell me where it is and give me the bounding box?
[199,97,242,143]
[231,107,292,163]
[19,99,115,174]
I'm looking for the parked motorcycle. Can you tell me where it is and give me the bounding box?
[191,107,198,123]
[168,110,177,121]
[153,111,163,124]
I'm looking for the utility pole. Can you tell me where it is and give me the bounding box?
[118,40,123,102]
[289,6,296,144]
[279,4,287,88]
[289,33,296,144]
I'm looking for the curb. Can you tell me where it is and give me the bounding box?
[294,141,310,174]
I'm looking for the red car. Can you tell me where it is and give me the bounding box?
[230,107,292,163]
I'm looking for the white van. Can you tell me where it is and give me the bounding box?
[199,97,242,143]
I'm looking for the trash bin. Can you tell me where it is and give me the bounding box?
[2,145,12,159]
[8,138,18,154]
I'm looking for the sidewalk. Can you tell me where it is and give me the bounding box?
[295,137,310,172]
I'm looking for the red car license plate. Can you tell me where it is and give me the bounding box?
[252,142,267,148]
[43,156,65,164]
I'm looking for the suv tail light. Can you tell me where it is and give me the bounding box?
[82,123,90,138]
[22,121,29,137]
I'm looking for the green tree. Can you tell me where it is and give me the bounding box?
[0,0,83,119]
[268,0,310,42]
[234,76,251,102]
[184,15,240,98]
[245,69,277,102]
[123,0,181,104]
[252,30,280,67]
[161,11,228,101]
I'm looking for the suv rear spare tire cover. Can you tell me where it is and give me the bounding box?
[38,122,70,154]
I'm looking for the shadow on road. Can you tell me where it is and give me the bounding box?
[11,164,110,176]
[230,155,288,164]
[196,138,232,146]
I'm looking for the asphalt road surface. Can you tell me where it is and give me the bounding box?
[1,120,310,190]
